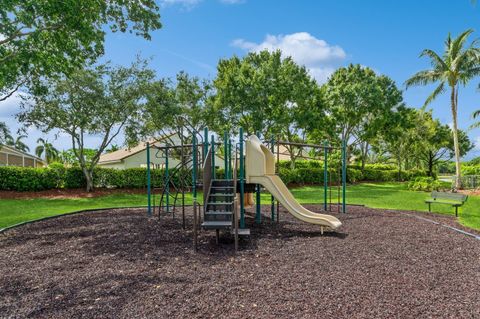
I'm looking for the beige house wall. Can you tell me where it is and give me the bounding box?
[99,148,226,170]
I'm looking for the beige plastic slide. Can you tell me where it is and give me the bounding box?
[245,135,342,230]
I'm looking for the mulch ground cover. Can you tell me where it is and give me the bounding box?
[1,205,479,318]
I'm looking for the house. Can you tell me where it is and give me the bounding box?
[0,145,46,167]
[98,134,226,170]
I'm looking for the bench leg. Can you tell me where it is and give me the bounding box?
[455,206,458,218]
[428,203,431,212]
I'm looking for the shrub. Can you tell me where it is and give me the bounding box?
[0,166,59,191]
[462,165,480,176]
[407,177,441,192]
[64,167,86,189]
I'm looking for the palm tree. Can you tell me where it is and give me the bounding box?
[0,122,10,144]
[35,138,59,164]
[405,29,480,189]
[7,135,30,152]
[106,144,120,153]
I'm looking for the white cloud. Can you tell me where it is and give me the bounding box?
[232,32,347,83]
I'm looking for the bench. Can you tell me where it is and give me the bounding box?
[425,191,468,217]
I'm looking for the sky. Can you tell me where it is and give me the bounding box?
[2,0,480,158]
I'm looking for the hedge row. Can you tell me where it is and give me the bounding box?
[0,164,428,192]
[0,166,191,191]
[462,165,480,176]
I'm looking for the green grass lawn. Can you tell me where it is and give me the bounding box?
[1,182,479,231]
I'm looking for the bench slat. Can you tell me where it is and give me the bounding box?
[430,191,467,202]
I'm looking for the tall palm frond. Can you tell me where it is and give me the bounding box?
[405,29,480,189]
[14,135,29,152]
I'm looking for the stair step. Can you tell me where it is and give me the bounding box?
[209,193,234,196]
[205,211,233,215]
[211,186,234,190]
[201,221,232,229]
[207,202,233,206]
[230,228,251,236]
[204,210,233,222]
[211,180,235,187]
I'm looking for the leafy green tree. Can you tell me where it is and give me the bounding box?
[373,106,417,177]
[58,148,97,166]
[19,60,155,191]
[405,29,480,188]
[35,138,59,163]
[5,134,29,152]
[210,50,321,164]
[145,71,212,153]
[0,0,161,100]
[105,144,120,153]
[410,112,472,177]
[321,64,403,167]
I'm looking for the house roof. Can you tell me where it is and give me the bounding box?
[98,134,177,164]
[0,144,46,163]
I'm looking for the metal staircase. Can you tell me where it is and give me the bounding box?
[201,179,235,230]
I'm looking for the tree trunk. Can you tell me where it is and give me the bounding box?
[451,86,462,189]
[428,152,434,177]
[83,168,94,192]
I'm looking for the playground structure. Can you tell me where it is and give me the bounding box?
[146,128,347,251]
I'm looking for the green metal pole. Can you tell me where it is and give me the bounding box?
[228,139,232,179]
[192,137,197,198]
[324,140,328,211]
[211,135,216,179]
[223,131,228,179]
[203,127,209,161]
[342,139,347,213]
[192,135,198,251]
[255,132,261,224]
[147,142,152,217]
[270,137,275,221]
[165,147,169,213]
[239,128,245,228]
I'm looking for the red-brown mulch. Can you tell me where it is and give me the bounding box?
[1,206,479,318]
[0,188,147,199]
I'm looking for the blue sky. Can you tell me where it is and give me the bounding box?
[2,0,480,158]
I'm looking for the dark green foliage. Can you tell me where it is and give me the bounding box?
[64,168,86,189]
[0,162,429,192]
[407,177,441,192]
[461,165,480,175]
[0,167,59,191]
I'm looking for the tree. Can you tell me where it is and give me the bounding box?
[0,122,10,144]
[209,50,321,165]
[405,29,480,188]
[19,60,155,191]
[373,106,417,178]
[145,71,212,149]
[0,0,161,100]
[58,148,97,166]
[105,145,120,153]
[321,64,403,168]
[35,138,59,163]
[5,134,29,152]
[411,112,472,177]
